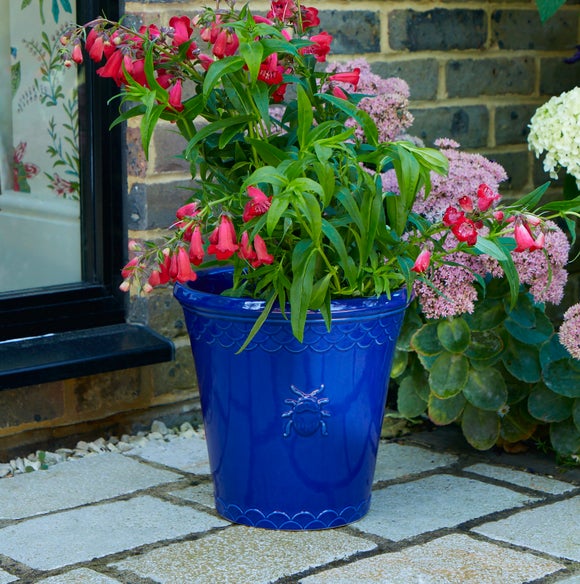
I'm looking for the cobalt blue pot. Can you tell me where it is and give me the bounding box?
[174,267,409,530]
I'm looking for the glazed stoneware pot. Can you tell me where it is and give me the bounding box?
[174,267,408,530]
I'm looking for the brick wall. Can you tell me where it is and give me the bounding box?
[2,0,578,456]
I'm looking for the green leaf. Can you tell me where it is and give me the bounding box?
[185,115,255,158]
[500,401,538,443]
[437,318,471,353]
[509,180,550,208]
[461,404,500,450]
[535,0,567,22]
[246,138,289,165]
[390,349,409,378]
[464,298,506,331]
[203,56,245,99]
[290,245,317,341]
[573,398,580,432]
[543,358,580,397]
[464,330,504,361]
[396,307,424,351]
[504,312,553,346]
[296,84,313,149]
[321,219,358,286]
[429,353,469,398]
[501,337,542,383]
[397,376,428,418]
[528,383,573,422]
[428,392,466,425]
[549,418,580,455]
[474,236,508,261]
[463,368,508,411]
[238,41,263,83]
[236,292,278,353]
[411,322,443,356]
[140,95,166,158]
[310,274,332,309]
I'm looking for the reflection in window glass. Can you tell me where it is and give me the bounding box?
[0,0,81,293]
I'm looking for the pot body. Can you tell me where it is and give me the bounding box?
[174,268,408,530]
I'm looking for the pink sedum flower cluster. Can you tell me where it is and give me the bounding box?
[325,59,414,143]
[559,303,580,360]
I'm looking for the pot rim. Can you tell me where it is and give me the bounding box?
[173,267,409,322]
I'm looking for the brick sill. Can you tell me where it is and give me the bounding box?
[0,324,174,390]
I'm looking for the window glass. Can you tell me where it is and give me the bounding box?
[0,0,81,293]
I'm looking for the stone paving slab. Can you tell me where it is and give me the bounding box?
[111,524,377,584]
[0,569,17,584]
[555,575,580,583]
[464,463,578,494]
[474,497,580,561]
[126,435,211,475]
[0,495,228,571]
[36,568,122,583]
[0,454,183,520]
[355,474,538,541]
[299,533,565,584]
[170,482,215,508]
[374,443,457,482]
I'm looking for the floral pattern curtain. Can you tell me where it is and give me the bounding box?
[1,0,78,199]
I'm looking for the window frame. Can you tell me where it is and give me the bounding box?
[0,0,126,342]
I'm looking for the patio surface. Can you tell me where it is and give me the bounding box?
[0,425,578,583]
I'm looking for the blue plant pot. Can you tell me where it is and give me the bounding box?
[174,267,409,530]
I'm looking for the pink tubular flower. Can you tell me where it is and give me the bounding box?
[176,202,199,220]
[477,183,501,212]
[175,246,196,283]
[208,215,239,260]
[96,49,124,85]
[189,226,205,266]
[243,186,272,222]
[332,86,348,100]
[212,28,239,59]
[301,32,332,62]
[451,217,478,246]
[238,231,257,263]
[252,234,274,267]
[301,6,320,28]
[443,206,465,227]
[458,196,473,212]
[411,249,431,273]
[559,303,580,360]
[258,53,284,86]
[168,80,184,111]
[71,42,83,64]
[268,0,297,22]
[121,257,139,279]
[328,68,361,90]
[513,220,544,252]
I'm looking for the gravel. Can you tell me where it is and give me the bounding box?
[0,420,204,479]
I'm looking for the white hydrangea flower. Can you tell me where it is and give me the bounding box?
[528,87,580,187]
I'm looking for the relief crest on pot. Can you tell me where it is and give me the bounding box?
[282,384,331,437]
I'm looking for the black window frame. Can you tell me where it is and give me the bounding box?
[0,0,173,388]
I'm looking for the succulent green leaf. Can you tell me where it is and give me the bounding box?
[528,383,573,422]
[501,337,541,383]
[429,353,469,398]
[464,330,504,361]
[390,349,409,378]
[549,418,580,455]
[543,358,580,397]
[461,404,500,450]
[505,294,536,328]
[504,311,553,345]
[437,318,471,353]
[500,402,538,443]
[411,322,443,356]
[573,399,580,433]
[463,368,507,411]
[397,375,428,418]
[464,298,506,331]
[428,392,466,425]
[540,334,572,368]
[396,306,423,351]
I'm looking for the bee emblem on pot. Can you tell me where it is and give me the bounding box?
[282,384,331,437]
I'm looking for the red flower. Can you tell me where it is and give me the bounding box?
[458,196,473,213]
[328,68,361,90]
[176,202,199,220]
[243,186,272,222]
[477,183,501,212]
[301,32,332,63]
[175,247,196,283]
[332,86,348,100]
[272,83,288,103]
[208,215,239,260]
[238,231,257,263]
[168,80,184,111]
[442,206,464,227]
[189,226,205,266]
[121,257,139,279]
[252,234,274,267]
[301,6,320,28]
[212,29,239,58]
[411,249,431,273]
[96,50,124,85]
[268,0,297,22]
[513,220,544,252]
[71,42,83,65]
[258,53,284,86]
[451,217,478,246]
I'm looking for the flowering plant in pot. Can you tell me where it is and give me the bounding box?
[62,0,580,527]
